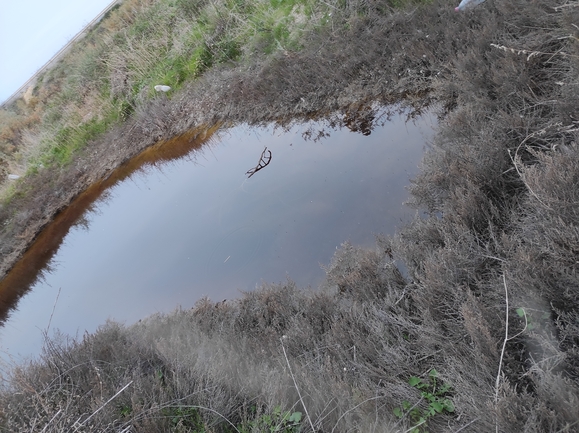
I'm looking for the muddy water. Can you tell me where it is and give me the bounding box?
[0,111,435,364]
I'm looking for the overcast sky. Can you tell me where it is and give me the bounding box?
[0,0,114,103]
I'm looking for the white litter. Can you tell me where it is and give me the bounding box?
[7,174,20,180]
[455,0,486,11]
[154,85,171,92]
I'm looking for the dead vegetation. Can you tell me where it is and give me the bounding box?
[1,0,579,431]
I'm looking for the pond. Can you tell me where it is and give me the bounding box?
[0,110,435,365]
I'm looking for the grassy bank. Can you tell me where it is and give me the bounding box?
[0,0,427,184]
[0,0,430,280]
[2,0,579,431]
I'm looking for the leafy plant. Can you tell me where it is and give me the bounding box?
[393,369,454,433]
[239,406,302,433]
[118,403,132,417]
[515,306,550,333]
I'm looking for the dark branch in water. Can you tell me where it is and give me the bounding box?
[246,147,272,178]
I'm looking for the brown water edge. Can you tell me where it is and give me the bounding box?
[0,124,221,325]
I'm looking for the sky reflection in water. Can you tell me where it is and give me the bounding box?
[0,112,435,363]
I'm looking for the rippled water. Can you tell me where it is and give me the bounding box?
[0,111,435,363]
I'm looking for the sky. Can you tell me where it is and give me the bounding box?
[0,0,114,104]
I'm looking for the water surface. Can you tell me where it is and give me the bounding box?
[0,112,435,363]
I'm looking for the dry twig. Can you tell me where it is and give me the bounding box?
[281,337,316,432]
[246,147,272,178]
[495,274,528,433]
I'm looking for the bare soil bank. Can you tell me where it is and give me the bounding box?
[2,0,579,431]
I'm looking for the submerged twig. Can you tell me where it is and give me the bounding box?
[246,147,272,178]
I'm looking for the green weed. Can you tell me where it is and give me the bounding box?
[239,406,302,433]
[118,403,132,417]
[393,369,454,433]
[44,116,115,166]
[515,307,550,332]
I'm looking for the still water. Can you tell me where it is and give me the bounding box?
[0,111,435,363]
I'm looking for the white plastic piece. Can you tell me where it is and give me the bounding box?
[455,0,486,11]
[154,85,171,92]
[7,174,20,180]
